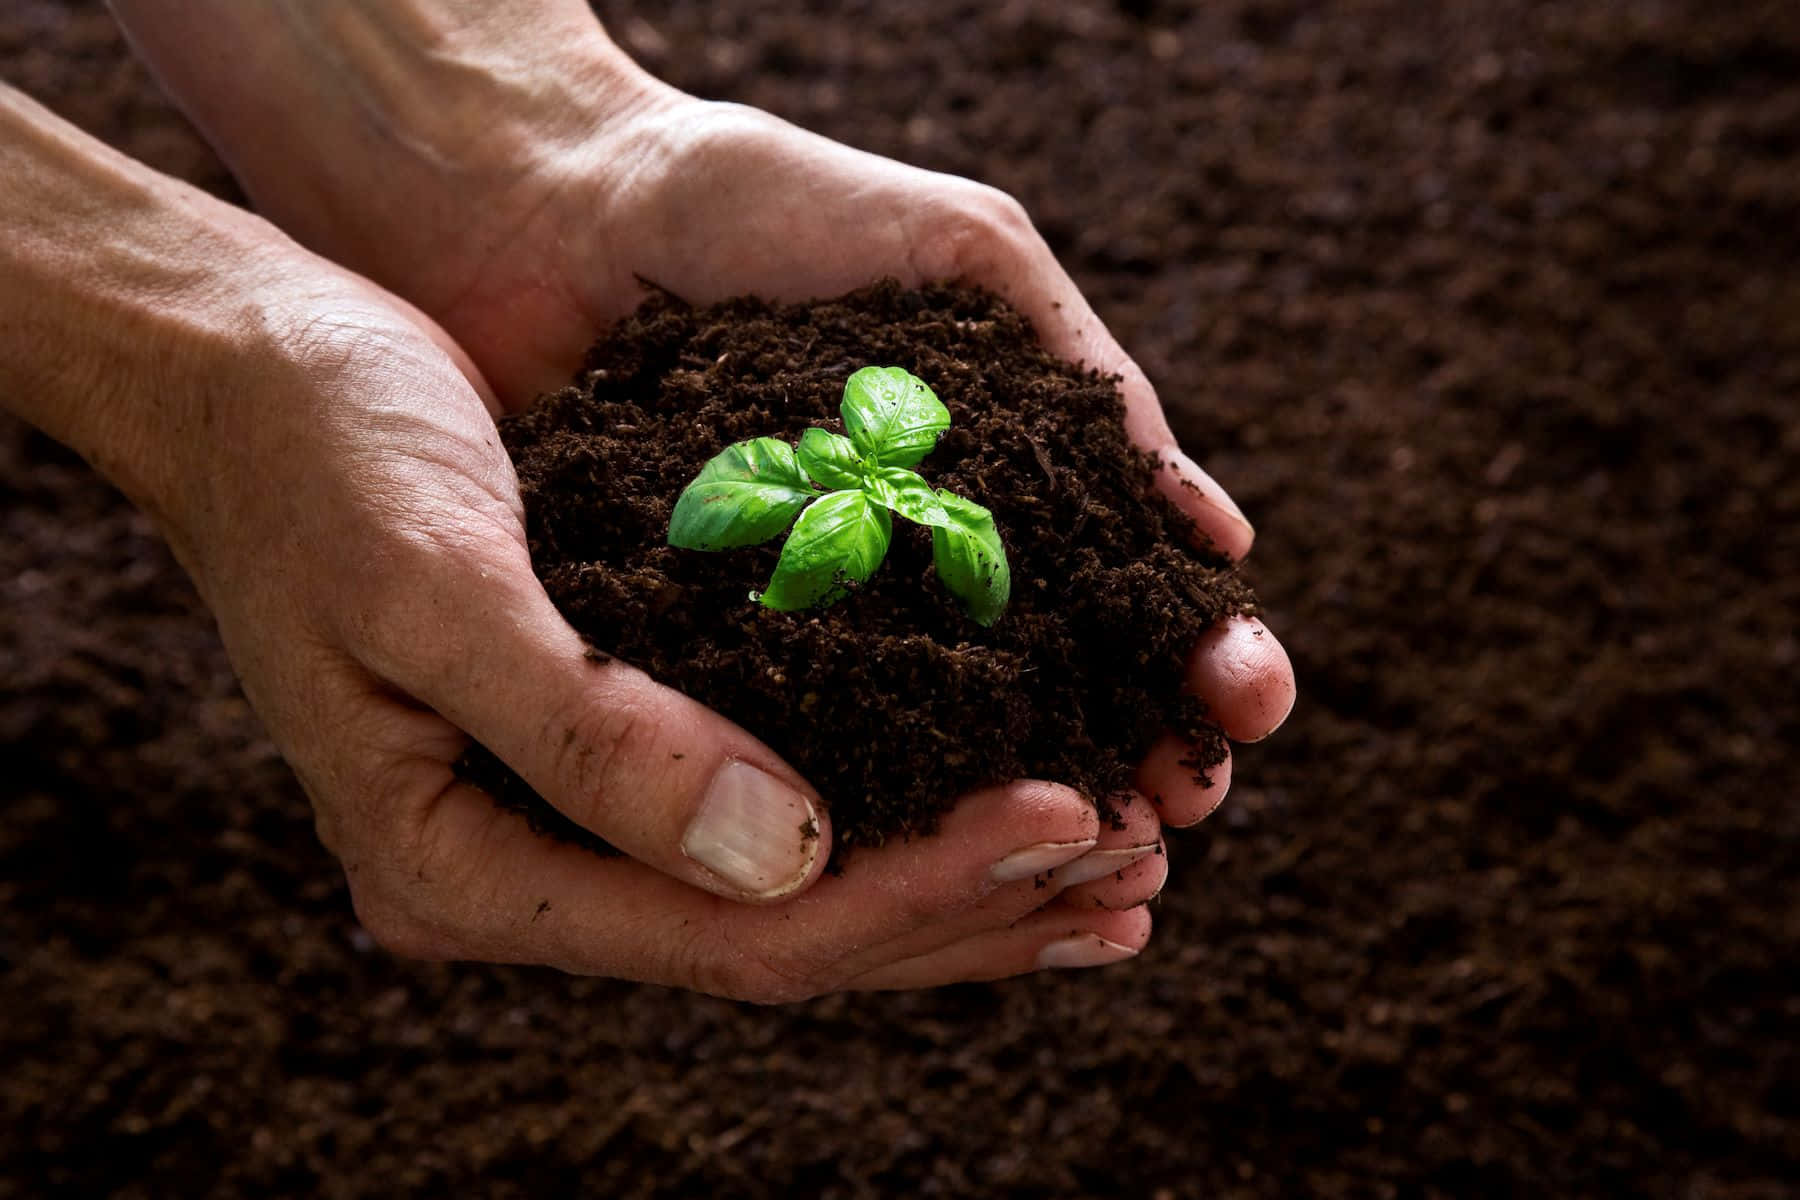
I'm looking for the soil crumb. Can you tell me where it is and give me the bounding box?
[458,281,1254,851]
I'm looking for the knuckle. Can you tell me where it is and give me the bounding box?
[973,186,1035,240]
[346,881,457,962]
[276,301,418,375]
[329,770,487,964]
[296,737,441,874]
[915,185,1039,281]
[336,746,449,847]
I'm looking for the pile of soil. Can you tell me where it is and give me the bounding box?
[4,1,1798,1197]
[460,281,1249,852]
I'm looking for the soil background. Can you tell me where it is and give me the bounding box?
[3,1,1796,1196]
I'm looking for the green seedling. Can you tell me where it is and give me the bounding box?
[667,366,1010,625]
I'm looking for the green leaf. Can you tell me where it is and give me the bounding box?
[840,366,950,468]
[668,437,814,550]
[864,466,950,527]
[796,428,866,490]
[931,490,1011,627]
[756,490,892,612]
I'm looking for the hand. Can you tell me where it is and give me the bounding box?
[383,89,1299,870]
[161,263,1198,997]
[104,3,1296,986]
[3,79,1172,995]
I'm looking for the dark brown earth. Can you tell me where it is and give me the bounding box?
[460,282,1248,854]
[3,1,1798,1196]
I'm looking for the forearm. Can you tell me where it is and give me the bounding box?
[108,0,666,298]
[0,86,283,515]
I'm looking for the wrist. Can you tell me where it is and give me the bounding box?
[1,87,309,541]
[111,0,672,307]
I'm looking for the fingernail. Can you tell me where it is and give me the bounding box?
[1053,842,1161,888]
[682,761,820,899]
[1036,934,1140,970]
[990,838,1098,883]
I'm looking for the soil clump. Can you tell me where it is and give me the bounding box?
[460,281,1252,852]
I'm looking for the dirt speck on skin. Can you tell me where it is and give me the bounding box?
[456,281,1252,853]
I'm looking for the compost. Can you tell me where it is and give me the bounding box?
[458,281,1249,853]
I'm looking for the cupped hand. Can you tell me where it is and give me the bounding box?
[431,96,1275,558]
[380,90,1298,900]
[35,4,1279,995]
[117,10,1294,971]
[151,246,1160,997]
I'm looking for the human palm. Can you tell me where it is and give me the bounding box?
[94,0,1292,994]
[405,95,1294,883]
[436,99,1257,549]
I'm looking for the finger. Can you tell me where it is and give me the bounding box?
[1054,791,1167,911]
[1112,358,1257,561]
[792,779,1114,977]
[845,906,1153,991]
[1137,733,1233,828]
[694,778,1102,986]
[1186,615,1297,742]
[345,774,1101,1001]
[353,546,831,905]
[944,192,1256,559]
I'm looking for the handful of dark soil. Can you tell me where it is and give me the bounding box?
[459,281,1256,853]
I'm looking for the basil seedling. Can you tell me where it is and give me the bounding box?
[668,366,1011,625]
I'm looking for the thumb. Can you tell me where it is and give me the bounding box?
[380,555,831,904]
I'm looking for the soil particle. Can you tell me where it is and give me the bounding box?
[457,281,1251,852]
